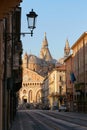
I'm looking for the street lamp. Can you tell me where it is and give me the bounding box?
[4,9,38,39]
[26,9,38,36]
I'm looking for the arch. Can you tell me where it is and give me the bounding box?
[23,89,26,94]
[22,96,27,103]
[36,90,41,103]
[28,90,33,103]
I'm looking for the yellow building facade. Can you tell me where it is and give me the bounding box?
[42,65,66,109]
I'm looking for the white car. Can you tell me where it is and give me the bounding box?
[59,104,67,112]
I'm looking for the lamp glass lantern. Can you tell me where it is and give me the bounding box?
[26,9,38,33]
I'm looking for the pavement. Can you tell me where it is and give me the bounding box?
[10,110,34,130]
[10,111,21,130]
[10,110,87,130]
[50,110,87,120]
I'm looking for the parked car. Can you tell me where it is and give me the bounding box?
[59,104,68,112]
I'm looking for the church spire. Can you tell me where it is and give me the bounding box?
[23,52,28,68]
[40,32,52,61]
[44,32,46,38]
[64,39,70,57]
[42,32,48,47]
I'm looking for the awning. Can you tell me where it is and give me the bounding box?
[0,0,22,19]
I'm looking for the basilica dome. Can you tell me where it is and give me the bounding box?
[28,55,41,64]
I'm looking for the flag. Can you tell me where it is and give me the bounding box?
[70,72,76,83]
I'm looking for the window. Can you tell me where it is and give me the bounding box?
[23,90,26,94]
[29,90,32,102]
[59,76,62,81]
[59,86,62,95]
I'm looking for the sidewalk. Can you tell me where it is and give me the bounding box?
[10,110,34,130]
[10,112,20,130]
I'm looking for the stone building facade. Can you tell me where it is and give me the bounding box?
[42,65,66,110]
[65,32,87,112]
[64,54,74,111]
[71,32,87,112]
[19,36,70,109]
[19,33,56,105]
[0,2,23,130]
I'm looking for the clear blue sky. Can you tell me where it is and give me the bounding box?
[20,0,87,60]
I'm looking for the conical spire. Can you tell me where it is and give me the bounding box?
[24,52,28,58]
[64,39,70,57]
[40,32,52,61]
[23,52,28,68]
[65,39,70,49]
[42,32,48,47]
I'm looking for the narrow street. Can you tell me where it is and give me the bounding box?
[10,110,87,130]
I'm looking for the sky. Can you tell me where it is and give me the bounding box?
[20,0,87,60]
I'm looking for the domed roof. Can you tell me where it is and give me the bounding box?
[28,55,41,64]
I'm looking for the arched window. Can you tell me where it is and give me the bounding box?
[23,89,26,94]
[29,90,32,102]
[36,90,41,103]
